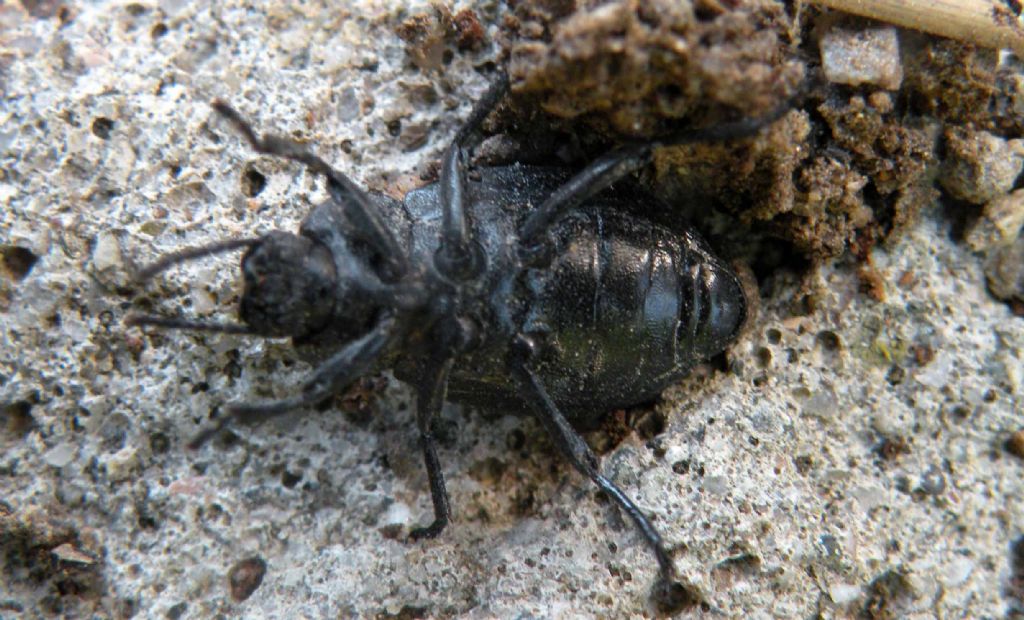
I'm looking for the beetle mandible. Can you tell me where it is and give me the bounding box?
[129,73,784,603]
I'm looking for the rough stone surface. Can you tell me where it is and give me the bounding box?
[2,2,1023,619]
[941,127,1024,205]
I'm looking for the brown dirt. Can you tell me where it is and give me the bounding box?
[485,1,1023,270]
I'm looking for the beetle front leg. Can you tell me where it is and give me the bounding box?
[211,101,409,279]
[507,335,678,593]
[189,316,397,448]
[408,355,456,541]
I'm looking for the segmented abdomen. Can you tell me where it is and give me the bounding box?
[516,207,727,425]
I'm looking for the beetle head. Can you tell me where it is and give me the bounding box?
[239,231,337,339]
[129,230,379,344]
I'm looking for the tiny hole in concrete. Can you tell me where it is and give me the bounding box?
[241,166,266,197]
[92,117,115,139]
[2,401,35,436]
[816,330,841,351]
[1,246,39,280]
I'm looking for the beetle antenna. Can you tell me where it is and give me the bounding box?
[135,238,259,282]
[655,99,794,149]
[125,313,253,334]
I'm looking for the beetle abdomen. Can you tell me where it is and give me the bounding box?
[517,206,744,427]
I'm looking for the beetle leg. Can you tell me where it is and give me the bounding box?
[408,355,456,541]
[189,316,397,448]
[434,144,484,281]
[517,105,792,255]
[518,143,652,251]
[211,101,409,280]
[508,336,677,589]
[435,74,509,281]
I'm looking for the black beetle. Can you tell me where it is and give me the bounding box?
[129,73,783,605]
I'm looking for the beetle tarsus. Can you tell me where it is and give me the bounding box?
[651,577,701,615]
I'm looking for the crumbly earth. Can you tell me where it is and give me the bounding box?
[1,1,1022,619]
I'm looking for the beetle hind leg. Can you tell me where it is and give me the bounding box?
[507,336,678,593]
[516,105,792,260]
[408,354,456,541]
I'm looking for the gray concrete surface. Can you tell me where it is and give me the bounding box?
[1,1,1022,618]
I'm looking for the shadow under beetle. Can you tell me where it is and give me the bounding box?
[129,73,784,606]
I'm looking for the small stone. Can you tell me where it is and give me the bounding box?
[51,543,95,565]
[106,446,138,482]
[43,442,76,467]
[228,557,267,602]
[941,128,1024,205]
[1007,429,1024,460]
[984,234,1024,303]
[91,231,123,273]
[398,120,430,151]
[90,230,133,289]
[829,583,862,605]
[966,189,1024,251]
[851,485,887,511]
[821,24,902,90]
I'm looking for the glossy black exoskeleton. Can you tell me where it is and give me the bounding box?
[129,73,781,606]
